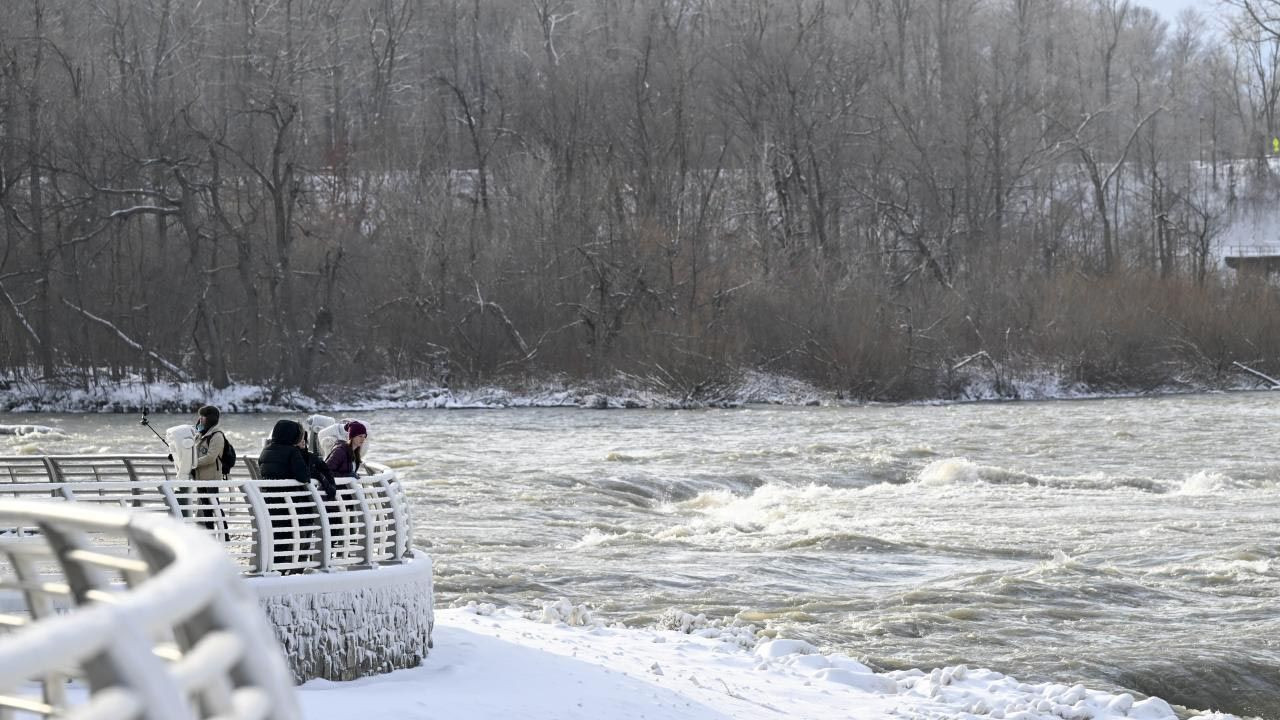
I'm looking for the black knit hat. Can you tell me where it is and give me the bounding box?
[197,405,220,429]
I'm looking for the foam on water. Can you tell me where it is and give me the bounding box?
[913,457,1268,494]
[918,457,1001,485]
[1176,470,1266,494]
[660,484,874,548]
[567,528,632,550]
[381,458,418,469]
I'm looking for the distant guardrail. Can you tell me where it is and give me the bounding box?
[0,499,300,719]
[0,455,413,576]
[1223,244,1280,258]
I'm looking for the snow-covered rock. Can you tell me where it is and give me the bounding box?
[534,599,594,627]
[754,638,819,660]
[811,667,899,694]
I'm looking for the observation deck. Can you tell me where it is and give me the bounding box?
[0,453,433,712]
[0,455,413,575]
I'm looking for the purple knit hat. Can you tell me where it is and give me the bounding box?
[346,421,367,440]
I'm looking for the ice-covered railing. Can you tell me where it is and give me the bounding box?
[0,456,413,576]
[0,499,299,719]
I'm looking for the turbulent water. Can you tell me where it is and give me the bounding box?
[4,393,1278,718]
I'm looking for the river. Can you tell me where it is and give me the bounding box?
[4,392,1276,718]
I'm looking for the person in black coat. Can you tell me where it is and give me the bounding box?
[257,419,330,572]
[259,419,339,498]
[258,420,309,484]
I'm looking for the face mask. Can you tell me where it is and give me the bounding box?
[195,422,205,433]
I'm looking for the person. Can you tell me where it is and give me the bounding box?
[299,435,339,501]
[299,432,342,544]
[257,419,310,484]
[257,419,318,573]
[325,421,367,477]
[190,405,228,540]
[191,405,226,480]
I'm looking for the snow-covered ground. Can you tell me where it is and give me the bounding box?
[1,366,1271,413]
[299,604,1239,720]
[0,370,828,413]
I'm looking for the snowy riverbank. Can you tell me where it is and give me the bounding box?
[0,372,821,413]
[299,604,1242,720]
[0,366,1267,413]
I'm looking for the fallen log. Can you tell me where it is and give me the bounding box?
[1231,361,1280,388]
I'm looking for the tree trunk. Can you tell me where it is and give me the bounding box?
[26,5,54,379]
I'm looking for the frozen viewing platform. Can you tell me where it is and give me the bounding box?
[0,454,415,576]
[0,453,434,696]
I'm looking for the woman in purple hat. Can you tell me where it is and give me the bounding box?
[325,420,367,477]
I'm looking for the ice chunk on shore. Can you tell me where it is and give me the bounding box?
[535,599,594,626]
[754,638,819,659]
[1129,696,1177,719]
[812,667,899,694]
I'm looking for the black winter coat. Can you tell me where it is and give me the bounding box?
[257,443,310,486]
[304,450,338,500]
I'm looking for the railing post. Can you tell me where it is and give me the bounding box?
[307,485,331,571]
[348,479,378,567]
[241,482,274,575]
[10,551,67,709]
[377,474,408,560]
[123,459,144,509]
[43,458,62,502]
[159,482,183,519]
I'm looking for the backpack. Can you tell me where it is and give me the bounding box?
[216,432,237,475]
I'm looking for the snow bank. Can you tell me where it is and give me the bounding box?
[298,606,1241,720]
[0,376,312,413]
[0,370,826,413]
[2,366,1274,413]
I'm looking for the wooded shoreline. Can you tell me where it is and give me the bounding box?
[4,2,1280,399]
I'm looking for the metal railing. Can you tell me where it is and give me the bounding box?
[0,456,413,576]
[0,500,300,719]
[0,455,257,485]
